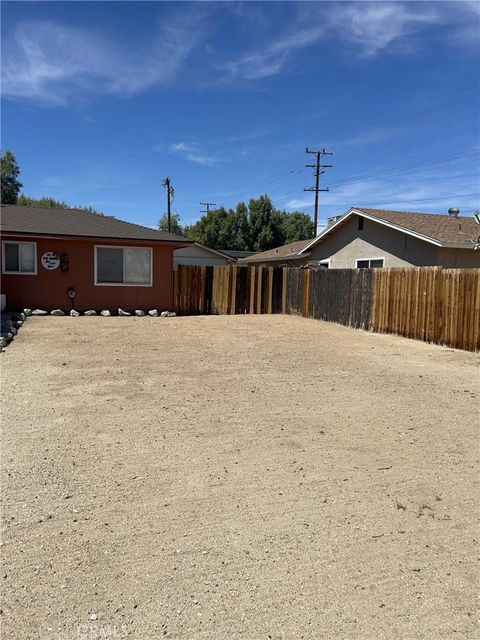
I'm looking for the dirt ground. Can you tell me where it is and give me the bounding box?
[1,315,479,640]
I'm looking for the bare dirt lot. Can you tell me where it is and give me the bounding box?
[1,315,479,640]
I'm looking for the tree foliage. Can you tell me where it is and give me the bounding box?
[16,193,101,214]
[158,212,184,236]
[1,150,23,204]
[184,195,313,251]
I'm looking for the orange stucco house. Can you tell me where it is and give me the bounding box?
[0,204,191,312]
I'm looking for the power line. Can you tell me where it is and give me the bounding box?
[304,147,333,237]
[214,163,305,201]
[328,148,479,189]
[297,191,480,212]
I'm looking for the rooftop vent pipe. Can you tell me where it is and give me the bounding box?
[448,207,460,217]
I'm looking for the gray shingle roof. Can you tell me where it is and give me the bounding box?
[239,239,312,263]
[0,204,190,243]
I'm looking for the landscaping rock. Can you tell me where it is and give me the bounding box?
[32,309,48,316]
[23,309,32,317]
[161,311,177,317]
[100,310,111,317]
[20,312,26,321]
[135,310,146,316]
[15,320,23,327]
[84,310,97,316]
[0,337,6,348]
[118,308,131,316]
[50,309,65,316]
[160,311,168,317]
[70,310,80,317]
[148,309,159,317]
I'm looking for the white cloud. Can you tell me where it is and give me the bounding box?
[1,18,202,104]
[218,23,326,80]
[167,141,220,166]
[326,2,439,58]
[333,127,400,148]
[219,1,478,80]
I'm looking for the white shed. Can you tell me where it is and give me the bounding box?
[173,243,236,270]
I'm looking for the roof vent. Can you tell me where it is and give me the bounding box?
[448,207,460,217]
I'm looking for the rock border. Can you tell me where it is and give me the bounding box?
[1,311,28,352]
[1,308,177,351]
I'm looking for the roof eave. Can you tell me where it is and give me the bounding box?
[241,251,311,263]
[299,207,475,252]
[0,229,193,245]
[190,243,236,261]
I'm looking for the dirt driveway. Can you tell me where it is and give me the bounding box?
[1,315,478,639]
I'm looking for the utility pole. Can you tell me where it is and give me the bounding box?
[162,177,174,233]
[200,202,216,215]
[304,148,333,237]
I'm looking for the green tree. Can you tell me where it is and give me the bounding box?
[280,211,314,243]
[248,195,285,252]
[185,207,235,249]
[16,193,102,214]
[230,202,250,250]
[158,212,184,236]
[1,150,23,204]
[183,195,313,252]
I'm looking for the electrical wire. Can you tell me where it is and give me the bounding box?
[296,191,480,212]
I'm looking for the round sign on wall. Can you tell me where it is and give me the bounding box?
[41,251,60,270]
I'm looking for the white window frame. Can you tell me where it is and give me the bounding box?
[2,241,37,275]
[356,257,385,269]
[94,245,153,287]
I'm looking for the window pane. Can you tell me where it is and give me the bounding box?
[319,262,329,269]
[370,259,384,268]
[97,247,123,283]
[124,248,151,284]
[5,244,19,271]
[357,260,369,269]
[19,243,35,272]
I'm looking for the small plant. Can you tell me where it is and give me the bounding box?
[395,499,407,511]
[416,504,434,518]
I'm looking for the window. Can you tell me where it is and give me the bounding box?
[95,246,152,286]
[356,258,384,269]
[358,216,364,231]
[318,261,330,268]
[2,241,37,274]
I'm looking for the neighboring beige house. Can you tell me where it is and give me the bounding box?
[240,207,480,268]
[173,242,236,269]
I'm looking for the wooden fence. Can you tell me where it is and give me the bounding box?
[174,265,480,352]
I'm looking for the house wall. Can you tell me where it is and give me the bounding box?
[1,235,177,311]
[436,247,480,268]
[173,245,233,269]
[309,216,439,267]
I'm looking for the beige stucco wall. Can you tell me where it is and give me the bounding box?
[309,216,480,268]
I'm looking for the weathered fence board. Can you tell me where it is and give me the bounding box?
[174,264,480,352]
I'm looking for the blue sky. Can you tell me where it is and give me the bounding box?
[2,1,479,230]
